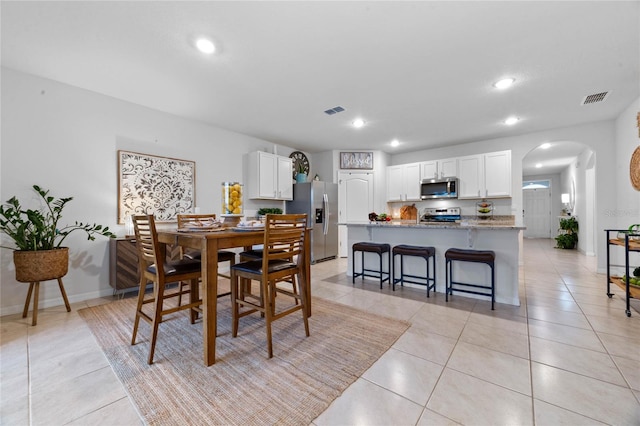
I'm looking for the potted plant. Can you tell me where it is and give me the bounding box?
[295,163,307,183]
[555,216,578,249]
[256,207,283,221]
[0,185,115,283]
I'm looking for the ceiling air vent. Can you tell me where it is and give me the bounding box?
[324,106,345,115]
[582,92,609,105]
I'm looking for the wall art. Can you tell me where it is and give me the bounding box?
[340,152,374,169]
[118,150,195,223]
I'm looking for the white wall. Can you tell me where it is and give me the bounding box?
[0,68,300,314]
[614,97,640,229]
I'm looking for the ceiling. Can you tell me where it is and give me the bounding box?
[1,1,638,166]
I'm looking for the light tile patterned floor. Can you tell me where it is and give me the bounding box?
[2,239,639,425]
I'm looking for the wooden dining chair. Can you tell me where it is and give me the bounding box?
[131,215,203,364]
[230,214,309,358]
[177,213,236,299]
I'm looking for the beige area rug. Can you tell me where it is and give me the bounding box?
[79,296,409,426]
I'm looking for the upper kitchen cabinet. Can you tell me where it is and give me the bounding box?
[458,150,511,199]
[420,158,458,180]
[246,151,293,200]
[387,162,421,202]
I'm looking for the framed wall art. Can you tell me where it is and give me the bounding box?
[118,150,196,223]
[340,152,374,170]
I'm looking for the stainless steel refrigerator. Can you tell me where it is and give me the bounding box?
[285,181,338,263]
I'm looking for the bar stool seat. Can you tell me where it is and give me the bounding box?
[445,248,496,309]
[392,244,436,297]
[352,242,391,289]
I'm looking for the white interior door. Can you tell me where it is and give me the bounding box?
[338,171,374,257]
[523,188,551,238]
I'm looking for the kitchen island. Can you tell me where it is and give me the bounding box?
[345,220,525,306]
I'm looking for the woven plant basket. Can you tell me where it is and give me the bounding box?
[13,247,69,283]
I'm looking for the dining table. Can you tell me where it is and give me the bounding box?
[156,226,311,366]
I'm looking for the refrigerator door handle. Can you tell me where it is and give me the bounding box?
[323,193,329,235]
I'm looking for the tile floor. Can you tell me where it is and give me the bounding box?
[2,238,639,425]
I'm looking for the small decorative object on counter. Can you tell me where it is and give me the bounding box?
[222,182,243,215]
[368,212,391,222]
[476,200,493,219]
[400,204,418,220]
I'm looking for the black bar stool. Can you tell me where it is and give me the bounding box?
[445,248,496,309]
[392,245,436,297]
[352,242,391,289]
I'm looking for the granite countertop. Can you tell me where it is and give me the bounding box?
[343,216,525,230]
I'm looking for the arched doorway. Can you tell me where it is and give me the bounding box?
[522,141,595,254]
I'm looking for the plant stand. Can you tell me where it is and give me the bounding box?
[22,278,71,326]
[14,248,71,325]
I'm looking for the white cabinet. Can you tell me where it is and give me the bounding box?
[484,150,511,197]
[420,158,458,180]
[458,150,511,199]
[246,151,293,200]
[387,163,420,202]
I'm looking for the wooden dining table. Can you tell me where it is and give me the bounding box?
[156,226,311,366]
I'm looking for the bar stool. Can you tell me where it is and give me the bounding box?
[352,242,391,289]
[392,244,436,297]
[445,248,496,310]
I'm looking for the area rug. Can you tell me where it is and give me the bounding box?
[79,297,409,426]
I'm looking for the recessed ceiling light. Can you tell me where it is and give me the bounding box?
[504,116,519,125]
[535,163,543,168]
[540,143,551,149]
[494,78,515,89]
[352,118,365,128]
[196,38,215,54]
[390,139,399,147]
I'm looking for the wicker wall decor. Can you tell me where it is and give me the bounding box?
[118,150,196,223]
[631,145,640,191]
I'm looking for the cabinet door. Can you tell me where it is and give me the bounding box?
[404,163,421,201]
[277,156,293,200]
[420,161,438,180]
[485,150,511,197]
[439,158,458,178]
[458,155,484,199]
[258,152,278,198]
[386,166,404,201]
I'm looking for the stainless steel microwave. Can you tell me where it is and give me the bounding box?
[420,178,458,199]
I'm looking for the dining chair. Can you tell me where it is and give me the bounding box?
[131,215,203,364]
[177,213,236,299]
[230,213,309,358]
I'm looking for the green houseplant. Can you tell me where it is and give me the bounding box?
[0,185,115,325]
[555,216,579,249]
[0,185,115,251]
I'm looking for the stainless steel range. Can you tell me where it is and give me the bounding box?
[420,207,461,223]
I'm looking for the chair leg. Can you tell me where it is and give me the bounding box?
[22,282,35,319]
[264,278,274,358]
[147,281,165,364]
[231,271,240,338]
[297,273,310,337]
[57,278,71,312]
[189,279,199,324]
[131,278,147,345]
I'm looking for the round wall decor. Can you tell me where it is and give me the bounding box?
[289,151,310,178]
[631,145,640,191]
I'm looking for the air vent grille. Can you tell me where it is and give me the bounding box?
[582,92,609,105]
[324,106,345,115]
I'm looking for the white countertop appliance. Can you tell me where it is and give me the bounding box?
[420,207,461,223]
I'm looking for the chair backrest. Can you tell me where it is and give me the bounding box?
[263,214,307,265]
[132,215,162,270]
[177,214,217,228]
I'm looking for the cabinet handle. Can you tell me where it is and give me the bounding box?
[485,189,488,197]
[478,190,481,197]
